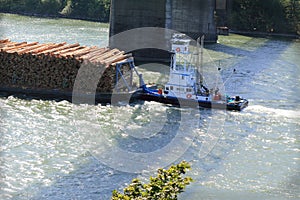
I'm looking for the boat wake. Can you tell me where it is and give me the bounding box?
[247,105,300,119]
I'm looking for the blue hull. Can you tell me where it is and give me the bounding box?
[138,88,248,111]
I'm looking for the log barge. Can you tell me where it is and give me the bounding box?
[0,38,248,111]
[0,39,141,104]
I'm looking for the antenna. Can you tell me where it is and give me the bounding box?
[223,68,237,86]
[196,35,204,86]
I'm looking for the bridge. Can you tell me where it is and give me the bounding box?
[109,0,229,61]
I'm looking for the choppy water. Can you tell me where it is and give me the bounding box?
[0,14,300,200]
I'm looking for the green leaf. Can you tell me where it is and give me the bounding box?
[111,161,193,200]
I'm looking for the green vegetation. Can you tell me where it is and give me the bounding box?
[230,0,300,34]
[0,0,110,22]
[111,161,193,200]
[0,0,299,34]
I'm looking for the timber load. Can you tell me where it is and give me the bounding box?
[0,39,133,94]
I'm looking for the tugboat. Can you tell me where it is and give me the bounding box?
[139,34,248,111]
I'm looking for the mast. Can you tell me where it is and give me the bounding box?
[197,35,204,86]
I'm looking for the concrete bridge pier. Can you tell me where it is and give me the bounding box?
[164,0,217,42]
[109,0,217,61]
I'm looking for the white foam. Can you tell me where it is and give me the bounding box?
[248,105,300,119]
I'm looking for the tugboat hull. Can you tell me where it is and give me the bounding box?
[139,92,248,111]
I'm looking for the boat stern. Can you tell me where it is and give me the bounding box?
[226,96,249,111]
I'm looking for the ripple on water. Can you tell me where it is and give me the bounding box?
[0,97,88,199]
[1,94,299,199]
[0,16,299,199]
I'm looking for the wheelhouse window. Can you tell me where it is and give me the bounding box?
[176,87,185,91]
[175,65,184,71]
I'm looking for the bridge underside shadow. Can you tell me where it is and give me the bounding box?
[109,0,218,61]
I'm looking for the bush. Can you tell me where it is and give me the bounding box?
[111,161,193,200]
[230,0,300,34]
[0,0,111,22]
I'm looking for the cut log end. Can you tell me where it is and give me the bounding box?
[0,40,133,93]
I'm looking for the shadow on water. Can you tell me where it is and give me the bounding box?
[207,37,294,96]
[22,37,300,199]
[29,106,214,200]
[28,107,177,199]
[115,106,181,153]
[206,42,252,57]
[1,13,298,199]
[207,37,293,72]
[31,155,136,200]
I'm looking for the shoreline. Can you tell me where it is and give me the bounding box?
[0,11,108,23]
[1,12,299,40]
[229,29,300,39]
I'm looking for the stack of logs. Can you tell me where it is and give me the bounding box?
[0,39,133,93]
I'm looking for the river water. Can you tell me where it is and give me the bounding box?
[0,14,299,200]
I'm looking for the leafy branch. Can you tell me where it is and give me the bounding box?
[111,161,193,200]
